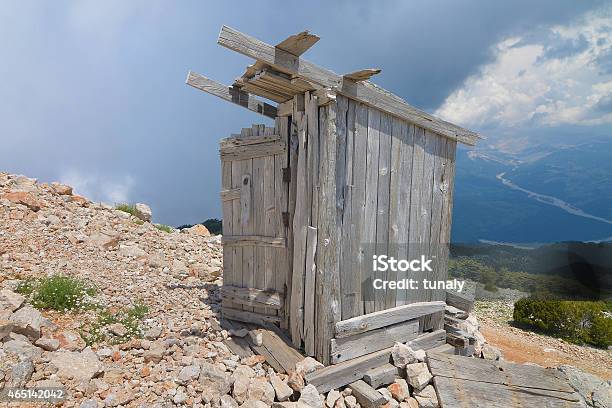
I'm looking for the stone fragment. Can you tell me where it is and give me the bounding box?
[299,384,324,408]
[481,344,503,361]
[103,388,135,407]
[230,328,249,338]
[186,224,211,236]
[247,377,275,405]
[391,343,420,368]
[241,401,269,408]
[0,289,25,312]
[49,348,104,381]
[344,395,357,408]
[118,244,147,258]
[143,341,165,363]
[295,356,324,375]
[388,379,410,402]
[10,359,34,386]
[35,337,60,351]
[178,364,201,385]
[134,203,152,222]
[9,306,55,340]
[79,399,98,408]
[55,330,86,351]
[288,370,305,392]
[405,363,432,391]
[199,362,231,395]
[402,398,419,408]
[414,385,438,408]
[326,389,341,407]
[2,191,42,211]
[144,326,162,340]
[107,323,128,337]
[270,368,293,402]
[4,338,42,360]
[50,182,73,195]
[220,394,239,408]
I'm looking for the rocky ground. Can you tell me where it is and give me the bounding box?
[0,172,610,408]
[475,300,612,380]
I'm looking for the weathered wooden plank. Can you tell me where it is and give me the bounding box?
[230,158,243,310]
[259,328,305,373]
[220,188,241,202]
[363,107,380,315]
[220,134,280,148]
[406,329,447,351]
[343,68,381,82]
[349,380,386,408]
[240,174,252,227]
[433,376,583,408]
[330,320,419,364]
[286,98,300,336]
[407,126,425,305]
[340,99,358,320]
[335,301,445,338]
[389,118,413,307]
[350,102,369,318]
[275,30,320,56]
[303,226,318,357]
[222,307,281,326]
[220,141,286,161]
[290,110,308,347]
[446,289,474,313]
[220,286,283,309]
[375,112,392,312]
[363,363,400,389]
[186,72,277,118]
[252,148,265,314]
[222,235,285,248]
[216,27,480,145]
[274,117,290,329]
[305,347,392,393]
[427,352,576,393]
[262,130,276,317]
[223,337,254,358]
[428,343,456,355]
[315,102,342,365]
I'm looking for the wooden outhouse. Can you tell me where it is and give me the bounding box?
[187,27,480,365]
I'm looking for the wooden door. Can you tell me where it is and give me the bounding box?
[219,123,290,326]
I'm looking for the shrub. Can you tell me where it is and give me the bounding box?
[155,224,174,233]
[513,298,612,348]
[19,275,96,311]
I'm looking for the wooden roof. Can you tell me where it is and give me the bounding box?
[187,26,481,146]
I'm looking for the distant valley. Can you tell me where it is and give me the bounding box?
[452,133,612,243]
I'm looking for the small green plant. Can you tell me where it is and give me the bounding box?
[15,278,36,296]
[115,203,138,217]
[81,302,149,346]
[19,275,96,311]
[155,224,174,233]
[134,219,144,225]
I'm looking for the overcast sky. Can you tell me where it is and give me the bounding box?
[1,1,610,226]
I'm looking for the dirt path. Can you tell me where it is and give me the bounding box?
[475,301,612,380]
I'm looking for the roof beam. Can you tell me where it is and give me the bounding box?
[275,31,320,56]
[186,71,277,119]
[344,68,381,82]
[217,25,480,145]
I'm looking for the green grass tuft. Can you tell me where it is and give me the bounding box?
[19,275,96,311]
[155,224,174,233]
[81,302,149,346]
[115,203,138,217]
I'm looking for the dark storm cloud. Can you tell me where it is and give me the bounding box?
[0,0,607,226]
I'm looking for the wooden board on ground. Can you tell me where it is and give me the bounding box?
[330,320,419,364]
[433,377,583,408]
[349,380,386,408]
[306,329,445,393]
[428,352,583,408]
[237,322,305,374]
[223,337,254,359]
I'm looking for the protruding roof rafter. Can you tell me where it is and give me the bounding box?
[186,71,277,119]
